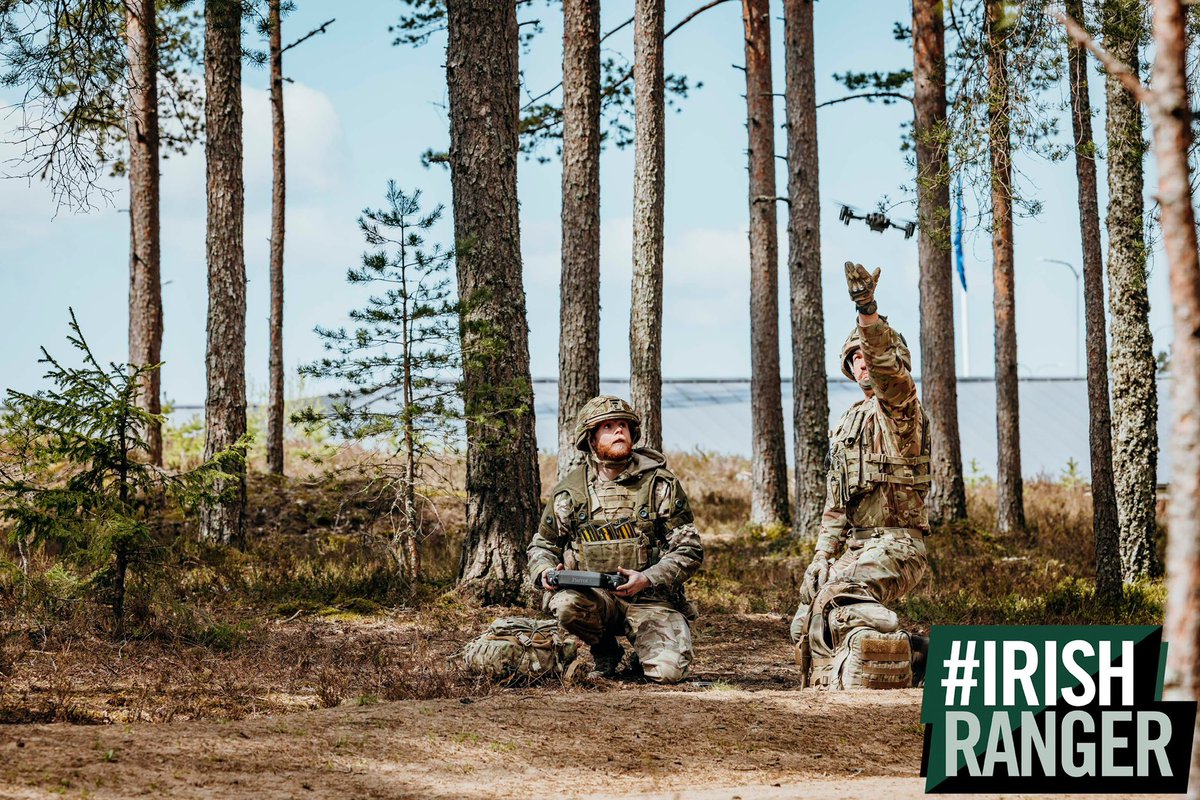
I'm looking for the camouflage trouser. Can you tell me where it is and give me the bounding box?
[790,533,927,644]
[547,589,693,684]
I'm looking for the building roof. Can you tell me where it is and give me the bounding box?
[535,377,1174,483]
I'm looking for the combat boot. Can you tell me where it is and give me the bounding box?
[588,635,624,679]
[910,633,930,688]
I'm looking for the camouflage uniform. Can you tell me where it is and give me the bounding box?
[527,398,703,684]
[791,305,931,689]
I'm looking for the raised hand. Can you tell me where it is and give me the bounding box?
[844,261,881,314]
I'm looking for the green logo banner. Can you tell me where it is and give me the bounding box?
[920,626,1195,793]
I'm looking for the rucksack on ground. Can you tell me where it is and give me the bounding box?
[461,617,580,682]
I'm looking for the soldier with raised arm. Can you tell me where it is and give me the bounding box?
[527,396,704,683]
[791,262,931,689]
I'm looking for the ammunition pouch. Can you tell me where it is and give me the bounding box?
[576,531,649,573]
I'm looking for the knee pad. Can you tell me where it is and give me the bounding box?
[643,658,686,685]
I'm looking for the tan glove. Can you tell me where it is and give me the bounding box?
[845,261,882,315]
[804,551,830,597]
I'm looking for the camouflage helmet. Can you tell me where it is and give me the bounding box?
[574,396,641,452]
[840,318,912,380]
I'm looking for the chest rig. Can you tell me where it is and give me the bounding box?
[826,398,932,509]
[557,463,666,573]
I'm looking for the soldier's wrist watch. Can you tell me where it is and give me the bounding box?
[855,300,878,315]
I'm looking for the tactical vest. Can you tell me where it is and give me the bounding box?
[827,398,932,510]
[554,463,672,573]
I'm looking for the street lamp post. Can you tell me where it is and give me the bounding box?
[1041,258,1082,376]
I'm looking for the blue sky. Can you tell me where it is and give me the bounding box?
[0,0,1173,408]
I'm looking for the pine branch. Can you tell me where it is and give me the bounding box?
[282,18,336,54]
[817,91,913,109]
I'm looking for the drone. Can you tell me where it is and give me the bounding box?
[838,203,917,240]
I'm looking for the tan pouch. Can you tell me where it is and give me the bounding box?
[577,536,648,573]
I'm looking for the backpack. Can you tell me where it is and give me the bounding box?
[461,617,580,682]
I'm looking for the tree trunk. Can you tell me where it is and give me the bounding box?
[629,0,665,451]
[912,0,966,525]
[742,0,789,527]
[124,0,163,467]
[1065,0,1121,600]
[557,0,601,479]
[782,0,827,540]
[1153,4,1200,793]
[266,0,286,476]
[200,0,247,546]
[446,0,539,605]
[1103,0,1159,581]
[986,0,1025,534]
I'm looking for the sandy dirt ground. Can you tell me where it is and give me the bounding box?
[0,614,1175,799]
[0,688,925,799]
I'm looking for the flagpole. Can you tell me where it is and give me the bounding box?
[960,281,969,377]
[953,175,969,378]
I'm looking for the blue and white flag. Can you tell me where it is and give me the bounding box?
[953,175,967,292]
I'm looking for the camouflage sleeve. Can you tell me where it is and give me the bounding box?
[815,471,847,557]
[526,492,574,589]
[859,317,917,415]
[641,475,704,590]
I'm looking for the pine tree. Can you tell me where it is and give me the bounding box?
[1102,0,1159,580]
[1063,0,1121,599]
[446,0,540,604]
[0,312,232,637]
[986,0,1026,534]
[743,0,789,527]
[557,0,602,479]
[629,0,666,451]
[783,0,827,541]
[200,0,248,546]
[913,0,966,524]
[296,184,460,579]
[0,1,203,467]
[266,0,287,476]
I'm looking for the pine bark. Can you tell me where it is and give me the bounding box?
[266,0,286,476]
[782,0,827,540]
[629,0,665,451]
[743,0,789,526]
[446,0,539,605]
[913,0,966,525]
[124,0,163,467]
[986,0,1025,534]
[1065,0,1121,599]
[557,0,601,479]
[200,0,247,545]
[1152,4,1200,792]
[1103,0,1159,580]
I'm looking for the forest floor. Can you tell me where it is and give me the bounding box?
[0,451,1171,798]
[0,611,939,800]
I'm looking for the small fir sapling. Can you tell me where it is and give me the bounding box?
[294,183,462,580]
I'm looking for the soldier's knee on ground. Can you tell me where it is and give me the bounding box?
[642,653,687,684]
[626,604,693,685]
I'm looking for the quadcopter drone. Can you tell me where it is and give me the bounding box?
[838,204,917,240]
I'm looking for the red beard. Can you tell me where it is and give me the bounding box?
[594,438,632,462]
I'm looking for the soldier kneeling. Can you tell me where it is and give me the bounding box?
[527,396,704,684]
[791,263,931,689]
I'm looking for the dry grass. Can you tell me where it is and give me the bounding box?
[0,449,1166,724]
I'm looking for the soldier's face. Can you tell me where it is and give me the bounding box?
[851,349,874,394]
[592,419,633,460]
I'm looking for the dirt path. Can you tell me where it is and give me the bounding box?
[0,687,925,799]
[0,614,1168,799]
